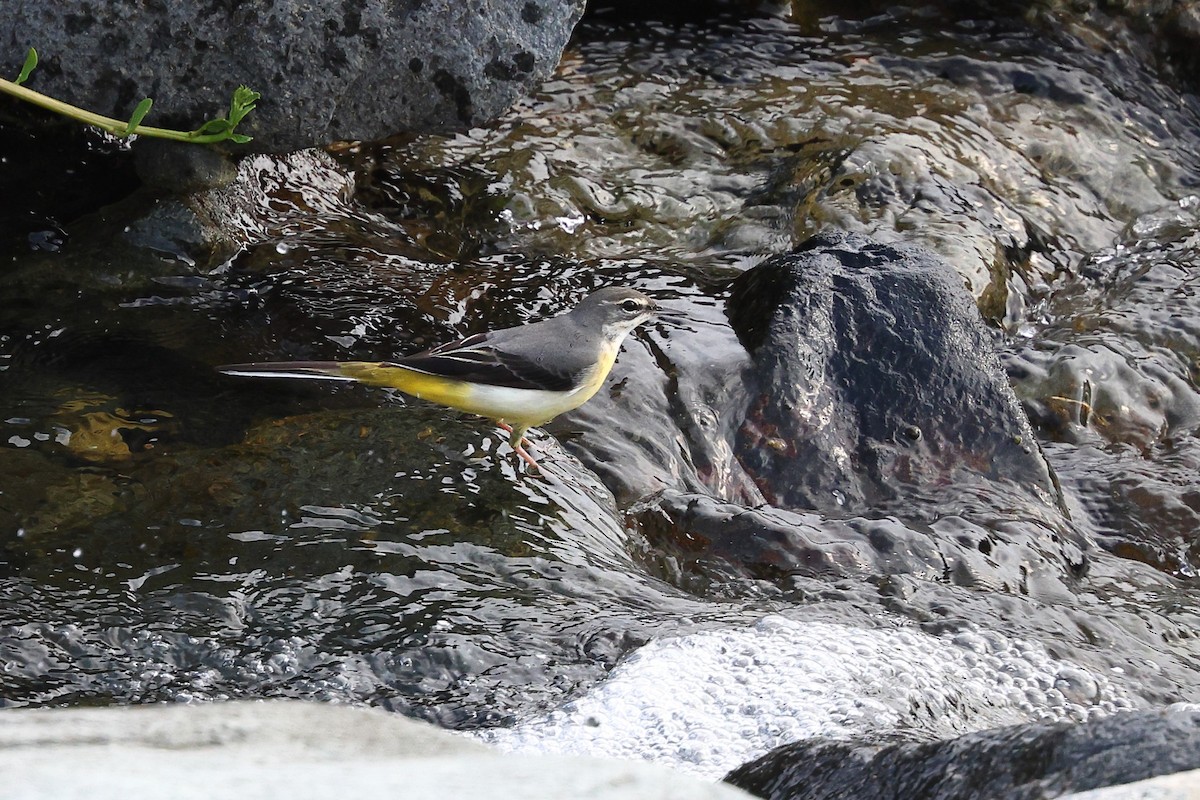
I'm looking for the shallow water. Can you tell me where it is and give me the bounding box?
[3,2,1200,781]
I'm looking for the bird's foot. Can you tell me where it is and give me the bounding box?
[499,423,539,472]
[497,422,529,443]
[513,443,540,471]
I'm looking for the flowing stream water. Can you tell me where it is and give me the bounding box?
[2,2,1199,783]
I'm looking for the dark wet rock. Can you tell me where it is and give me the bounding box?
[2,0,585,153]
[133,139,239,194]
[724,706,1200,800]
[726,231,1061,519]
[122,199,224,263]
[639,490,1087,594]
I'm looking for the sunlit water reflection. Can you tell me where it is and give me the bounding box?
[2,2,1200,782]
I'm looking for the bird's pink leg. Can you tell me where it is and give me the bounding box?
[513,442,540,470]
[497,423,538,470]
[496,421,531,447]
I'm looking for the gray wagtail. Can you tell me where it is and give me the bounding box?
[218,287,661,469]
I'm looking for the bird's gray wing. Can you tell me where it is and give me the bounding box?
[397,331,579,391]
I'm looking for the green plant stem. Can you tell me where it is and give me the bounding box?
[0,76,233,143]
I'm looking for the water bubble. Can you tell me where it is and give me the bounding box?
[556,214,586,233]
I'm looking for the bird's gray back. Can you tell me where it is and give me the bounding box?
[486,312,604,385]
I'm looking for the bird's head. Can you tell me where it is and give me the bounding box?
[570,287,660,342]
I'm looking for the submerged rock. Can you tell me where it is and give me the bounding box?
[2,0,586,153]
[725,706,1200,800]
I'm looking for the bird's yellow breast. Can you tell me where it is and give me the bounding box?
[573,343,619,402]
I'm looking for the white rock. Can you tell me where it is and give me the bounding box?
[2,700,752,800]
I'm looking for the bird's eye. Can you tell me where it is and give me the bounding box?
[621,299,641,313]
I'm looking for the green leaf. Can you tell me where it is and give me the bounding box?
[123,97,153,136]
[227,85,260,126]
[186,86,258,143]
[15,48,37,85]
[194,118,232,137]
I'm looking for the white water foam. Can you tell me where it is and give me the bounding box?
[475,615,1136,779]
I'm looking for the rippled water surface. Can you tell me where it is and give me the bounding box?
[3,3,1200,780]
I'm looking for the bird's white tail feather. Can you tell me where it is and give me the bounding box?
[217,362,355,382]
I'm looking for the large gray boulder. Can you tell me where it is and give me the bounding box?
[2,0,585,152]
[2,700,753,800]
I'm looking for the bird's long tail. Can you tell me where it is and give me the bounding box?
[219,361,478,413]
[221,361,539,467]
[217,361,365,382]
